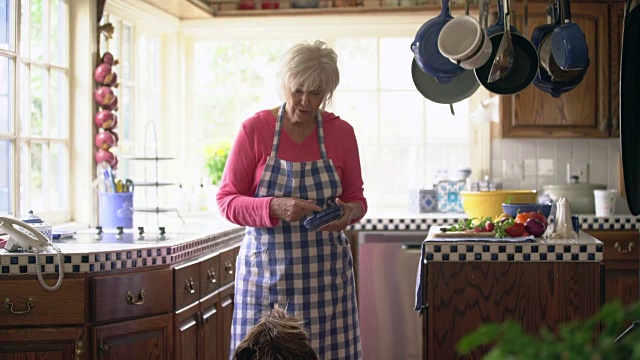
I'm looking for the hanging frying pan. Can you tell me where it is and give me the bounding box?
[411,58,480,104]
[620,0,640,214]
[411,0,465,84]
[475,0,539,95]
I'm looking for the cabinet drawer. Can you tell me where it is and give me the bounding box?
[585,230,639,262]
[219,246,240,287]
[200,253,220,297]
[0,278,86,327]
[93,269,173,323]
[174,260,201,310]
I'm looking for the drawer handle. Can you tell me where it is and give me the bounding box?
[185,278,195,294]
[208,268,217,283]
[225,261,234,275]
[614,241,635,254]
[75,340,85,359]
[4,297,35,315]
[126,289,145,305]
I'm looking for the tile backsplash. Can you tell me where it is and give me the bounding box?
[491,138,631,214]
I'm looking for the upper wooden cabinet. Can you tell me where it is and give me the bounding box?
[500,2,610,138]
[610,1,625,137]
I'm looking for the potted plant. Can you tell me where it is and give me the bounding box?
[204,143,230,187]
[457,300,640,359]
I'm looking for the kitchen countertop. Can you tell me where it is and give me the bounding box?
[421,227,604,263]
[0,217,245,276]
[349,211,640,231]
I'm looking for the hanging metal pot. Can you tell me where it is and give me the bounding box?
[411,58,480,105]
[411,0,464,84]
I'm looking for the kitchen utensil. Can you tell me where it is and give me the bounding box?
[459,190,538,219]
[550,0,590,70]
[501,203,553,218]
[542,183,606,214]
[620,0,640,215]
[593,189,617,217]
[411,0,464,84]
[487,0,515,83]
[411,58,480,104]
[475,0,539,95]
[438,15,493,70]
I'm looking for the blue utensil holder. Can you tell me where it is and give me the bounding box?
[99,192,134,228]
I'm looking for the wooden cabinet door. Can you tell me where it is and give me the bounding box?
[610,1,625,137]
[201,292,220,360]
[585,230,639,305]
[501,2,610,138]
[218,284,234,360]
[0,327,86,360]
[93,313,173,360]
[174,302,200,360]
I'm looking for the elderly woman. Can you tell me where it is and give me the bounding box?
[217,40,367,360]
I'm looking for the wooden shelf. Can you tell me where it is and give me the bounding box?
[202,4,467,17]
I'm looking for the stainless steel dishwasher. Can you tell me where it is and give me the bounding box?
[357,231,427,360]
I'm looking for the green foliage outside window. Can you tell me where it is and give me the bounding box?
[204,143,230,186]
[457,300,640,359]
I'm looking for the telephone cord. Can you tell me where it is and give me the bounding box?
[33,247,65,292]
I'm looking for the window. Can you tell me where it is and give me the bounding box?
[183,15,486,210]
[0,0,70,220]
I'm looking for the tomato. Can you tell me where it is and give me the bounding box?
[505,222,526,237]
[515,212,533,224]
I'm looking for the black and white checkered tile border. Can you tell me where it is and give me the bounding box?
[348,215,640,231]
[424,243,604,262]
[0,227,245,276]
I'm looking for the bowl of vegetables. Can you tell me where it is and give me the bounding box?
[502,203,553,218]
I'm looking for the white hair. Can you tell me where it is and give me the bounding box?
[277,40,340,108]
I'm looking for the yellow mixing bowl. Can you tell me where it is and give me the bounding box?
[460,190,538,219]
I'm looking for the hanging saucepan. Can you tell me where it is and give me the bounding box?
[550,0,589,70]
[411,58,480,105]
[620,0,640,214]
[411,0,464,84]
[531,0,586,96]
[475,0,539,95]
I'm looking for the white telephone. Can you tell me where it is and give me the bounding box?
[0,216,52,252]
[0,216,65,292]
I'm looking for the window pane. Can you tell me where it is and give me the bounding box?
[30,0,43,62]
[0,0,10,51]
[121,23,132,80]
[0,56,11,133]
[379,37,414,90]
[120,84,132,140]
[19,62,28,135]
[237,41,280,90]
[49,0,68,66]
[379,91,424,144]
[194,42,237,91]
[19,0,28,56]
[28,142,43,211]
[49,142,68,209]
[331,91,379,145]
[30,66,45,135]
[0,140,10,214]
[49,69,68,137]
[333,38,378,90]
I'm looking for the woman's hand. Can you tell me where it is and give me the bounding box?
[270,197,322,223]
[318,198,361,232]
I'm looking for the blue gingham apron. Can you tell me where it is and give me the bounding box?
[230,103,361,360]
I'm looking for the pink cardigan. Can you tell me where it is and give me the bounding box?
[216,109,368,228]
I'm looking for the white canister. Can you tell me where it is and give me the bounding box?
[593,189,617,217]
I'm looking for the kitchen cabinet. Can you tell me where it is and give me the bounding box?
[585,230,639,305]
[93,313,173,359]
[609,1,625,137]
[172,244,239,360]
[500,2,610,138]
[0,277,87,359]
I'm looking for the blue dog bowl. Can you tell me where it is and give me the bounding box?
[502,203,552,218]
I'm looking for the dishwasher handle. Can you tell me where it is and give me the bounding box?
[401,244,422,252]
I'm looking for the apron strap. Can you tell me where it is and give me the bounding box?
[271,103,328,160]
